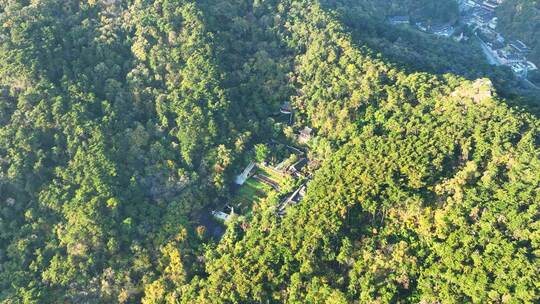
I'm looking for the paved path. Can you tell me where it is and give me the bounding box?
[477,37,500,66]
[235,161,255,185]
[253,174,280,191]
[523,78,540,90]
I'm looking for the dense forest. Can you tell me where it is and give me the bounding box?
[0,0,538,303]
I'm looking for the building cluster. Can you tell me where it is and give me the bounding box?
[387,15,455,37]
[459,0,538,77]
[212,127,318,223]
[416,21,456,37]
[387,1,538,78]
[460,0,499,29]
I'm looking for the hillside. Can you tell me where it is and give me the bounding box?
[322,0,540,114]
[323,0,459,23]
[0,0,538,303]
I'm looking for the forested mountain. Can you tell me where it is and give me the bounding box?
[0,0,538,303]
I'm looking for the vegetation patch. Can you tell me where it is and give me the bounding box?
[231,174,273,213]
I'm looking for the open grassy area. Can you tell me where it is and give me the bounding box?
[231,162,296,214]
[232,178,273,213]
[231,165,290,213]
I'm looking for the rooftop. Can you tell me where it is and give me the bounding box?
[388,15,410,25]
[300,127,312,136]
[280,101,292,114]
[510,40,530,53]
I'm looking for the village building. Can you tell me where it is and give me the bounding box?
[526,61,538,71]
[212,205,235,222]
[431,24,455,37]
[510,62,529,77]
[298,127,312,144]
[415,22,428,32]
[481,0,498,11]
[510,40,530,54]
[459,0,478,12]
[495,49,524,65]
[6,197,15,206]
[211,210,230,222]
[464,5,495,27]
[280,101,292,114]
[387,15,410,25]
[287,158,308,178]
[488,16,498,29]
[454,32,466,42]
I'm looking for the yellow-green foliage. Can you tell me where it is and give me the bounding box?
[0,0,538,303]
